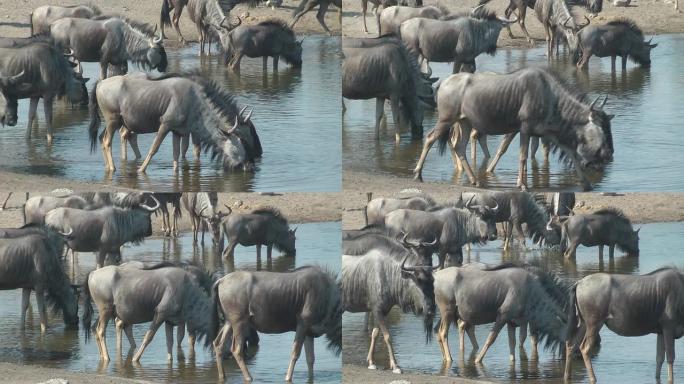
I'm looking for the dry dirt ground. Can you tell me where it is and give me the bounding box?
[0,362,152,384]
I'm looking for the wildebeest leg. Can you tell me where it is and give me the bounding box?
[316,2,333,36]
[120,128,128,160]
[514,220,526,248]
[414,120,451,181]
[366,326,380,369]
[598,245,603,260]
[656,333,665,380]
[127,132,141,159]
[290,1,317,31]
[580,322,602,382]
[664,327,675,382]
[172,7,186,44]
[115,317,124,350]
[519,6,533,44]
[376,312,401,373]
[437,311,453,362]
[564,238,579,259]
[621,54,628,71]
[458,320,466,352]
[544,25,552,58]
[374,98,384,138]
[172,133,181,171]
[188,329,196,358]
[273,56,279,71]
[262,56,268,70]
[20,288,30,330]
[231,322,252,381]
[304,335,314,380]
[507,323,516,361]
[362,0,369,33]
[465,324,478,350]
[475,319,506,363]
[519,321,527,348]
[43,95,54,145]
[230,53,244,72]
[609,244,615,259]
[26,97,39,139]
[504,4,515,38]
[181,134,189,160]
[256,244,262,261]
[102,120,119,172]
[611,56,616,72]
[222,239,238,259]
[177,322,185,348]
[96,309,112,361]
[123,323,136,350]
[389,96,402,142]
[213,321,232,378]
[285,325,307,382]
[138,125,171,173]
[486,132,516,173]
[267,244,273,260]
[453,120,478,185]
[132,315,164,362]
[516,132,531,190]
[165,322,174,360]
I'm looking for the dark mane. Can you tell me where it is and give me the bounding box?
[258,18,295,37]
[251,206,289,225]
[483,262,521,271]
[607,17,643,37]
[645,266,680,275]
[470,6,499,21]
[93,15,158,37]
[593,207,631,224]
[62,4,102,15]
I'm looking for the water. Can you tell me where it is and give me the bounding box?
[343,221,684,383]
[0,221,341,383]
[0,36,342,192]
[343,34,684,191]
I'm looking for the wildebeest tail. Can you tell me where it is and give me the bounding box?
[182,276,214,348]
[88,81,101,152]
[524,278,567,354]
[436,121,456,155]
[566,284,579,344]
[82,271,94,341]
[161,0,172,27]
[207,281,222,348]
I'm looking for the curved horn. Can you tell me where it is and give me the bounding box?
[421,237,438,247]
[599,95,608,109]
[546,217,554,231]
[238,106,248,118]
[224,115,240,135]
[58,227,73,237]
[199,206,208,218]
[243,107,254,122]
[490,201,499,213]
[153,32,163,45]
[2,70,25,84]
[589,95,601,110]
[563,16,573,29]
[139,195,160,212]
[577,15,590,30]
[498,13,518,25]
[471,3,486,14]
[223,204,233,215]
[400,255,416,272]
[465,194,475,208]
[64,48,75,57]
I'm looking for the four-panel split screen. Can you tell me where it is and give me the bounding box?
[0,0,682,383]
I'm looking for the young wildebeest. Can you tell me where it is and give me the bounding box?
[291,0,342,36]
[564,268,684,383]
[30,4,102,35]
[210,266,342,382]
[561,207,639,259]
[49,16,167,80]
[182,192,229,246]
[0,234,79,332]
[399,7,517,74]
[89,72,262,173]
[365,194,438,226]
[378,5,448,36]
[221,207,297,260]
[384,207,496,268]
[433,264,566,363]
[82,263,213,362]
[534,0,589,58]
[44,197,160,268]
[225,19,303,71]
[342,230,437,373]
[0,42,88,143]
[152,192,182,237]
[576,18,658,71]
[414,68,614,191]
[343,37,434,140]
[184,0,242,55]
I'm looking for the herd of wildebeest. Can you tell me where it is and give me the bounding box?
[342,190,683,383]
[344,0,665,191]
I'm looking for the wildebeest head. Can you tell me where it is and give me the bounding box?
[575,95,614,170]
[283,39,303,67]
[400,256,437,339]
[463,195,498,241]
[543,216,563,246]
[64,50,90,104]
[282,226,297,257]
[220,105,262,170]
[399,232,438,265]
[202,205,232,246]
[146,31,168,72]
[632,38,658,67]
[562,16,591,53]
[469,5,518,56]
[60,285,80,328]
[136,195,161,237]
[623,227,640,256]
[0,70,28,126]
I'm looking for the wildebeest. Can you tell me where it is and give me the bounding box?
[561,207,639,259]
[365,195,437,226]
[576,18,657,71]
[49,16,168,79]
[185,0,242,55]
[152,192,182,237]
[30,4,102,35]
[182,192,229,246]
[24,194,91,225]
[44,197,160,268]
[0,234,78,332]
[378,5,448,36]
[564,268,684,382]
[360,0,422,34]
[291,0,342,35]
[89,71,262,173]
[221,207,296,260]
[413,68,614,191]
[433,264,566,363]
[399,7,517,74]
[533,0,589,57]
[0,42,88,142]
[209,266,342,381]
[384,207,496,268]
[225,19,303,71]
[342,230,437,373]
[0,223,68,259]
[82,262,213,362]
[343,37,434,140]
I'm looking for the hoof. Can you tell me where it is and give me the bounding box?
[368,364,377,370]
[392,367,402,374]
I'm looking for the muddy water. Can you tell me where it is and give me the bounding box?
[0,36,341,192]
[343,34,684,191]
[0,221,341,383]
[343,221,684,383]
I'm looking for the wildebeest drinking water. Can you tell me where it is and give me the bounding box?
[399,7,517,74]
[343,36,434,141]
[44,196,160,268]
[0,42,88,143]
[225,19,303,71]
[49,16,167,79]
[564,267,684,383]
[88,71,262,174]
[533,0,589,58]
[30,4,102,35]
[221,207,297,260]
[0,234,78,332]
[433,264,567,364]
[82,262,213,362]
[182,0,243,55]
[182,192,229,246]
[209,266,342,382]
[576,18,658,71]
[561,207,639,259]
[342,230,437,373]
[413,68,614,191]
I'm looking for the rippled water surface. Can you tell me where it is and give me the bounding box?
[343,34,684,191]
[0,36,341,192]
[343,221,684,383]
[0,221,341,383]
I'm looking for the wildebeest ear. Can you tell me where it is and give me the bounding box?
[648,43,658,48]
[606,114,615,120]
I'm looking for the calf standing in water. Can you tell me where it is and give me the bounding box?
[221,207,297,260]
[561,207,639,259]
